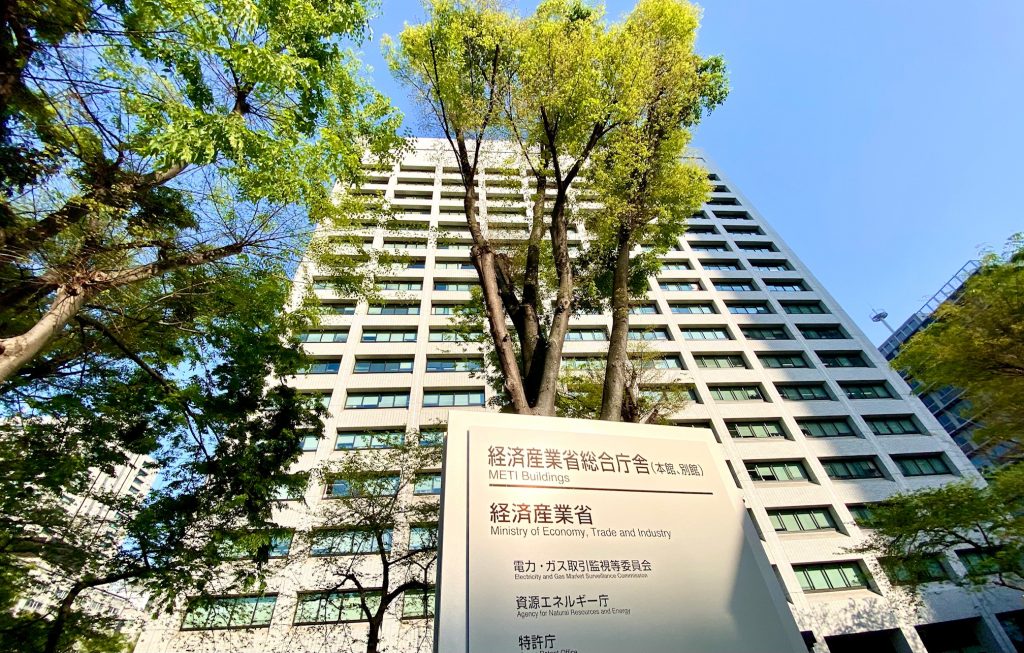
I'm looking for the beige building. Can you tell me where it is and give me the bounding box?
[133,139,1023,653]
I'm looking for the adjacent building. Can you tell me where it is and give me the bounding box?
[877,262,1018,469]
[133,139,1024,653]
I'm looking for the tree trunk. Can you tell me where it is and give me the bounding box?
[533,191,574,415]
[461,176,532,414]
[0,284,89,384]
[600,227,633,421]
[44,570,139,653]
[520,169,549,404]
[366,615,383,653]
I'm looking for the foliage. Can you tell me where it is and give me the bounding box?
[854,463,1024,593]
[557,342,690,423]
[386,0,726,418]
[0,0,402,383]
[0,0,403,649]
[289,439,441,653]
[892,235,1024,458]
[0,259,325,653]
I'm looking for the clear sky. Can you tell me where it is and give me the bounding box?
[357,0,1024,344]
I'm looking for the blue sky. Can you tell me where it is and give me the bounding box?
[357,0,1023,343]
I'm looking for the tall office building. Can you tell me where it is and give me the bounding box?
[134,139,1023,653]
[877,262,1017,469]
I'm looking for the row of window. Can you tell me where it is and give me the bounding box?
[299,329,482,346]
[181,588,435,630]
[339,390,486,410]
[300,357,483,376]
[705,380,896,403]
[301,427,445,452]
[657,279,808,293]
[744,452,953,484]
[276,472,442,502]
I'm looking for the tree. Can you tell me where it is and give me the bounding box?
[0,259,327,653]
[853,463,1024,594]
[283,438,441,653]
[0,0,402,384]
[557,341,691,423]
[387,0,724,417]
[891,235,1024,459]
[853,236,1024,598]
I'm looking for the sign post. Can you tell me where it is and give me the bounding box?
[435,411,804,653]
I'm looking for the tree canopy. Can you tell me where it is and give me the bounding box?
[892,235,1024,460]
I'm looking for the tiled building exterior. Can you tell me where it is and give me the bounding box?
[133,139,1023,653]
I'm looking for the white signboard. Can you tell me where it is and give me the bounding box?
[435,411,804,653]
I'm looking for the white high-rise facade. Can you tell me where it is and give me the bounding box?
[133,139,1023,653]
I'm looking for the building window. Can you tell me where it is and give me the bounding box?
[361,329,417,343]
[751,260,792,272]
[561,357,605,371]
[300,360,341,375]
[335,429,405,450]
[402,588,436,619]
[423,390,486,407]
[841,383,893,400]
[846,504,878,527]
[781,301,828,314]
[409,524,438,551]
[344,392,410,409]
[710,385,765,402]
[299,431,321,452]
[737,242,777,253]
[434,281,476,291]
[799,325,847,340]
[894,454,952,477]
[822,458,884,480]
[220,531,294,560]
[377,281,422,291]
[367,303,420,315]
[818,352,871,368]
[741,326,790,340]
[776,384,831,401]
[659,281,702,291]
[566,328,608,341]
[793,562,869,592]
[727,302,771,314]
[768,508,837,533]
[629,303,660,314]
[745,460,809,482]
[758,353,808,369]
[431,303,461,315]
[694,354,746,369]
[428,330,481,343]
[298,330,348,343]
[312,277,348,290]
[660,262,692,271]
[325,475,400,498]
[713,280,757,292]
[701,260,744,271]
[294,590,380,624]
[434,260,474,270]
[353,359,414,374]
[310,528,393,556]
[957,548,1005,576]
[418,429,445,447]
[765,281,807,292]
[414,472,442,495]
[865,416,920,435]
[880,556,948,585]
[670,302,716,314]
[405,259,427,269]
[628,327,671,341]
[724,225,763,235]
[680,327,731,341]
[426,358,483,372]
[181,595,277,630]
[798,418,856,438]
[319,302,356,315]
[727,420,785,439]
[689,242,731,252]
[650,355,684,369]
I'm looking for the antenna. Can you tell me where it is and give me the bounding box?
[870,308,894,334]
